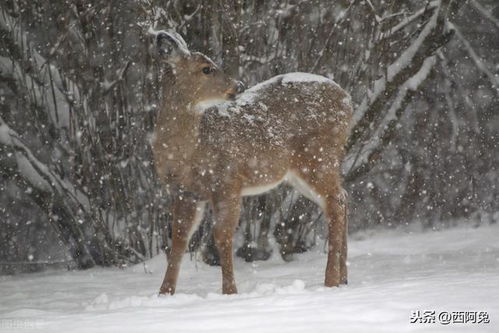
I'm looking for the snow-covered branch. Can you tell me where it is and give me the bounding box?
[347,0,454,152]
[0,117,90,208]
[0,8,75,129]
[380,1,440,39]
[346,56,437,182]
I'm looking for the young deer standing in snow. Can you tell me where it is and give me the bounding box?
[152,31,352,295]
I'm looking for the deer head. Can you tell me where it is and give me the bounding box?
[154,30,244,106]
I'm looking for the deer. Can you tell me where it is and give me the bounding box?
[151,30,353,295]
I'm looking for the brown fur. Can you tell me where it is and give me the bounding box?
[153,33,352,295]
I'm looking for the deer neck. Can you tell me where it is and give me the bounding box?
[155,84,202,165]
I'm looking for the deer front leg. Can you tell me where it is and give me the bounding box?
[159,196,205,295]
[212,187,242,295]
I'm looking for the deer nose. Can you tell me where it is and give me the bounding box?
[236,81,245,94]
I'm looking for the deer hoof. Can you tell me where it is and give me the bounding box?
[159,286,175,296]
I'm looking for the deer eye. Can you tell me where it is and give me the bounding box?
[202,67,213,75]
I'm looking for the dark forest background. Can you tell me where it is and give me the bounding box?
[1,0,497,273]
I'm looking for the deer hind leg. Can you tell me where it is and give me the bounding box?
[339,189,348,284]
[211,186,242,295]
[159,197,205,295]
[324,187,348,286]
[288,168,348,287]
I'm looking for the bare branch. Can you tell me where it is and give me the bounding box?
[449,22,499,95]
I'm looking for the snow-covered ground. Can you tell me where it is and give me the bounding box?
[1,223,498,332]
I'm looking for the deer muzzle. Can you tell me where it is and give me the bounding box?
[225,81,245,100]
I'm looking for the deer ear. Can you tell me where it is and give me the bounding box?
[156,31,190,63]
